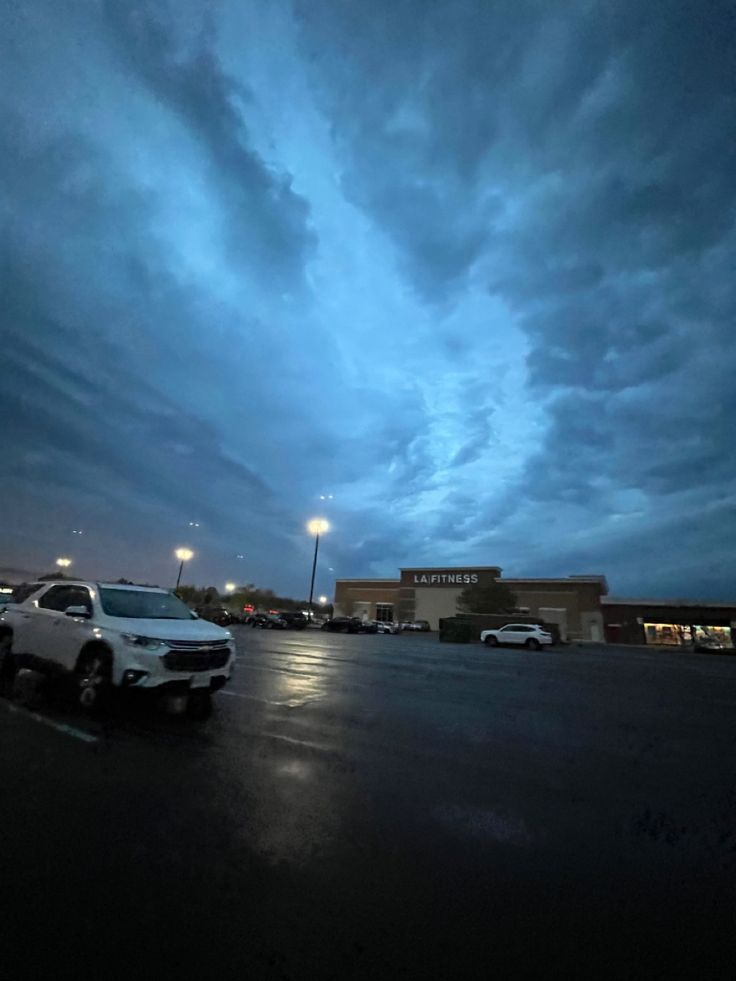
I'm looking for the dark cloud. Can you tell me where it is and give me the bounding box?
[292,0,736,594]
[449,406,494,468]
[1,0,735,597]
[102,0,315,284]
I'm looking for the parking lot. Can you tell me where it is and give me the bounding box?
[2,629,735,978]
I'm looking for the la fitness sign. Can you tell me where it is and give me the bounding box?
[412,572,479,585]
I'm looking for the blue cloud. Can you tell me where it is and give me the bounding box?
[1,0,734,599]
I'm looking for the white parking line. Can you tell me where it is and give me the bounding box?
[4,702,98,744]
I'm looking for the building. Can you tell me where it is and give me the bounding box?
[602,598,736,649]
[333,566,608,641]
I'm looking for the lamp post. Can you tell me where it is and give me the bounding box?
[174,547,194,590]
[306,519,329,622]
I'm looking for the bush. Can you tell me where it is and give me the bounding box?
[439,619,479,644]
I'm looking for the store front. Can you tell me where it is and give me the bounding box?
[643,623,733,648]
[334,566,608,640]
[603,599,736,650]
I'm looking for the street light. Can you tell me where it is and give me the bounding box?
[306,519,329,621]
[174,547,194,590]
[225,582,236,593]
[318,595,328,605]
[56,557,72,569]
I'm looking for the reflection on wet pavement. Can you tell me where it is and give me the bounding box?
[3,627,736,978]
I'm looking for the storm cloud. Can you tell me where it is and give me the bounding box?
[1,0,734,598]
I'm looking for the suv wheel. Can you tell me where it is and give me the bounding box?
[75,648,112,711]
[485,635,498,647]
[525,638,541,650]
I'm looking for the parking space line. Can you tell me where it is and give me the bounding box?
[4,702,98,744]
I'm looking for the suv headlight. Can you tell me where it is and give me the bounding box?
[121,634,164,650]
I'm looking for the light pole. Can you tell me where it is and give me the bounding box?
[174,547,194,590]
[306,519,329,622]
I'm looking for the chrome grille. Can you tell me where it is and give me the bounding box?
[164,638,230,650]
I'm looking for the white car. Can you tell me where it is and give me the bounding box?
[0,581,235,714]
[373,620,400,634]
[400,620,431,632]
[480,623,553,650]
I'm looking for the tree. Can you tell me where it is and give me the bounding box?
[175,584,203,606]
[457,580,517,615]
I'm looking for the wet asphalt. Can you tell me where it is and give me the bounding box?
[1,628,735,979]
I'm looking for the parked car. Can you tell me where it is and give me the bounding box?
[480,623,553,650]
[229,611,252,624]
[196,605,233,626]
[373,620,400,634]
[0,581,235,715]
[278,611,308,630]
[247,612,287,629]
[321,617,363,634]
[401,620,431,632]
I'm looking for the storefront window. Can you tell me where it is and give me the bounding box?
[693,625,733,649]
[375,603,394,623]
[644,623,692,646]
[643,622,733,648]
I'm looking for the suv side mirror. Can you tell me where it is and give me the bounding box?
[65,605,91,619]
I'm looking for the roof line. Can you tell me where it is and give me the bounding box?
[603,597,736,608]
[399,566,502,571]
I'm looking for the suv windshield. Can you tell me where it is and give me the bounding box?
[99,588,194,620]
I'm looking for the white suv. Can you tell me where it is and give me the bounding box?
[480,623,553,650]
[0,581,235,713]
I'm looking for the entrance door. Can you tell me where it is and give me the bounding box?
[539,608,568,642]
[580,612,605,643]
[353,602,371,622]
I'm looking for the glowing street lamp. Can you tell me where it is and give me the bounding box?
[225,582,236,594]
[318,595,328,605]
[174,547,194,590]
[306,519,329,621]
[56,557,72,569]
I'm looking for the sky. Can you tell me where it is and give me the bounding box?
[1,0,735,600]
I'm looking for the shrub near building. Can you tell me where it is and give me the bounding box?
[456,581,517,616]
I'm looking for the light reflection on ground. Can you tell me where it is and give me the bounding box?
[277,654,328,708]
